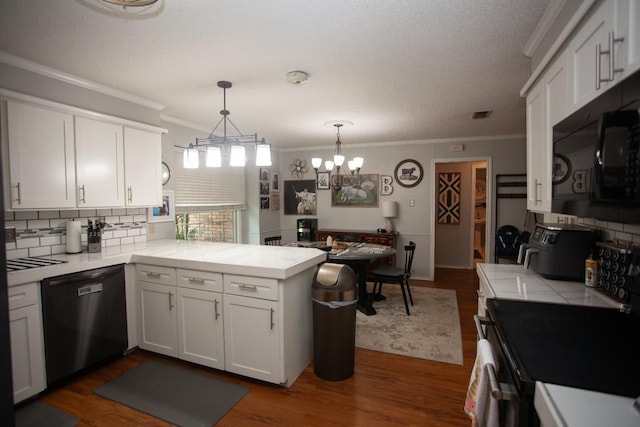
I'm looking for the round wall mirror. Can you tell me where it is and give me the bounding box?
[161,161,171,185]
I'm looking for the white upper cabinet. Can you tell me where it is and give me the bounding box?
[615,0,640,78]
[6,100,76,209]
[2,91,165,210]
[526,51,568,213]
[75,116,124,208]
[568,0,617,111]
[124,126,162,207]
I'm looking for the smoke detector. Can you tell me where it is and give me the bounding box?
[287,71,309,85]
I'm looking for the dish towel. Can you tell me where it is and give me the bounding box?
[464,339,499,427]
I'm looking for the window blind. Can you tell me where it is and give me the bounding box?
[173,148,246,212]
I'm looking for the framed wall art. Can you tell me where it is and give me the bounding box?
[271,173,280,192]
[148,190,175,223]
[284,180,317,215]
[438,172,461,224]
[331,173,379,207]
[394,159,424,188]
[317,172,330,190]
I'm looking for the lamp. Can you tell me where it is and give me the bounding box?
[312,122,362,191]
[382,201,398,232]
[180,81,271,168]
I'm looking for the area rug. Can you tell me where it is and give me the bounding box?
[356,286,463,365]
[94,360,248,427]
[15,401,78,427]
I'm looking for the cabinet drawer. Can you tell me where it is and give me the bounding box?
[177,269,223,292]
[8,283,39,310]
[224,274,279,301]
[136,264,176,286]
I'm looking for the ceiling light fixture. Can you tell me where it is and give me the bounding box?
[181,81,271,168]
[312,121,362,191]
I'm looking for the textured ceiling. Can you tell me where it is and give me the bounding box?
[0,0,549,149]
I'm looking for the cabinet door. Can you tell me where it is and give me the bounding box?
[526,79,550,212]
[177,288,224,370]
[223,293,281,384]
[6,100,76,209]
[75,116,124,207]
[616,0,640,77]
[137,281,178,357]
[568,0,616,111]
[123,127,162,207]
[10,304,45,403]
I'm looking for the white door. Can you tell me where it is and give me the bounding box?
[137,281,178,357]
[7,100,76,209]
[223,293,281,384]
[75,116,124,207]
[177,288,224,370]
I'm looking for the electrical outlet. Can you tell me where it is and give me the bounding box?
[5,227,16,243]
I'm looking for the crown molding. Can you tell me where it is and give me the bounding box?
[523,0,566,58]
[0,51,165,111]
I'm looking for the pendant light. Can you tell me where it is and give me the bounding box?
[180,81,271,168]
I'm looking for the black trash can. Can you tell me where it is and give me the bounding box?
[311,263,358,381]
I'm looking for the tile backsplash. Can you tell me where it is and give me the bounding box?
[5,208,148,259]
[544,213,640,246]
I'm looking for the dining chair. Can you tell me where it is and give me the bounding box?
[371,241,416,315]
[264,236,282,246]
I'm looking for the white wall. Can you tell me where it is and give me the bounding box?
[278,136,527,280]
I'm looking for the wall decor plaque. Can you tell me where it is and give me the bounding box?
[394,159,423,188]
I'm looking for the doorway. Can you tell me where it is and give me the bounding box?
[429,157,492,279]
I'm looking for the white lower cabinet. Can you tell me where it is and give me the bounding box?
[8,283,46,403]
[223,293,280,383]
[177,286,224,370]
[135,263,314,387]
[137,280,178,357]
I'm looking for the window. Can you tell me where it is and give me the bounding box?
[173,148,245,242]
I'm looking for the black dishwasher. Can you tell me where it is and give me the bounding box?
[41,264,127,386]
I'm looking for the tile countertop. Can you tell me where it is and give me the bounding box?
[7,239,328,287]
[477,263,622,309]
[477,263,640,427]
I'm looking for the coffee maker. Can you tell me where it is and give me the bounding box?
[297,218,317,242]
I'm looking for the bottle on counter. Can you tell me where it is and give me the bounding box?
[326,235,333,247]
[585,254,598,287]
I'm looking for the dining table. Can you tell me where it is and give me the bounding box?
[290,241,396,315]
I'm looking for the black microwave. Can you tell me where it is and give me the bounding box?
[552,69,640,224]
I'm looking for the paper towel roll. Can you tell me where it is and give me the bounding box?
[66,220,82,254]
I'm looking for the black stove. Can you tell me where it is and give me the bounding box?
[6,257,68,272]
[487,298,640,398]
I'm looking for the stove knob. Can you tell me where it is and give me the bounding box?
[617,288,627,300]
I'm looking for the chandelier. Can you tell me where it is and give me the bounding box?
[312,122,363,191]
[182,81,271,168]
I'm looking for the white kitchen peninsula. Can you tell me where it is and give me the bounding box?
[476,263,640,427]
[7,240,328,394]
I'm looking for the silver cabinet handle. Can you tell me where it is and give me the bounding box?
[238,283,258,291]
[144,272,161,278]
[127,186,133,203]
[14,182,21,204]
[270,308,275,330]
[79,185,86,204]
[534,179,542,204]
[168,291,174,310]
[214,299,220,320]
[609,31,625,77]
[187,277,205,284]
[596,42,603,90]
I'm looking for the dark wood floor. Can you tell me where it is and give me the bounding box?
[28,268,479,426]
